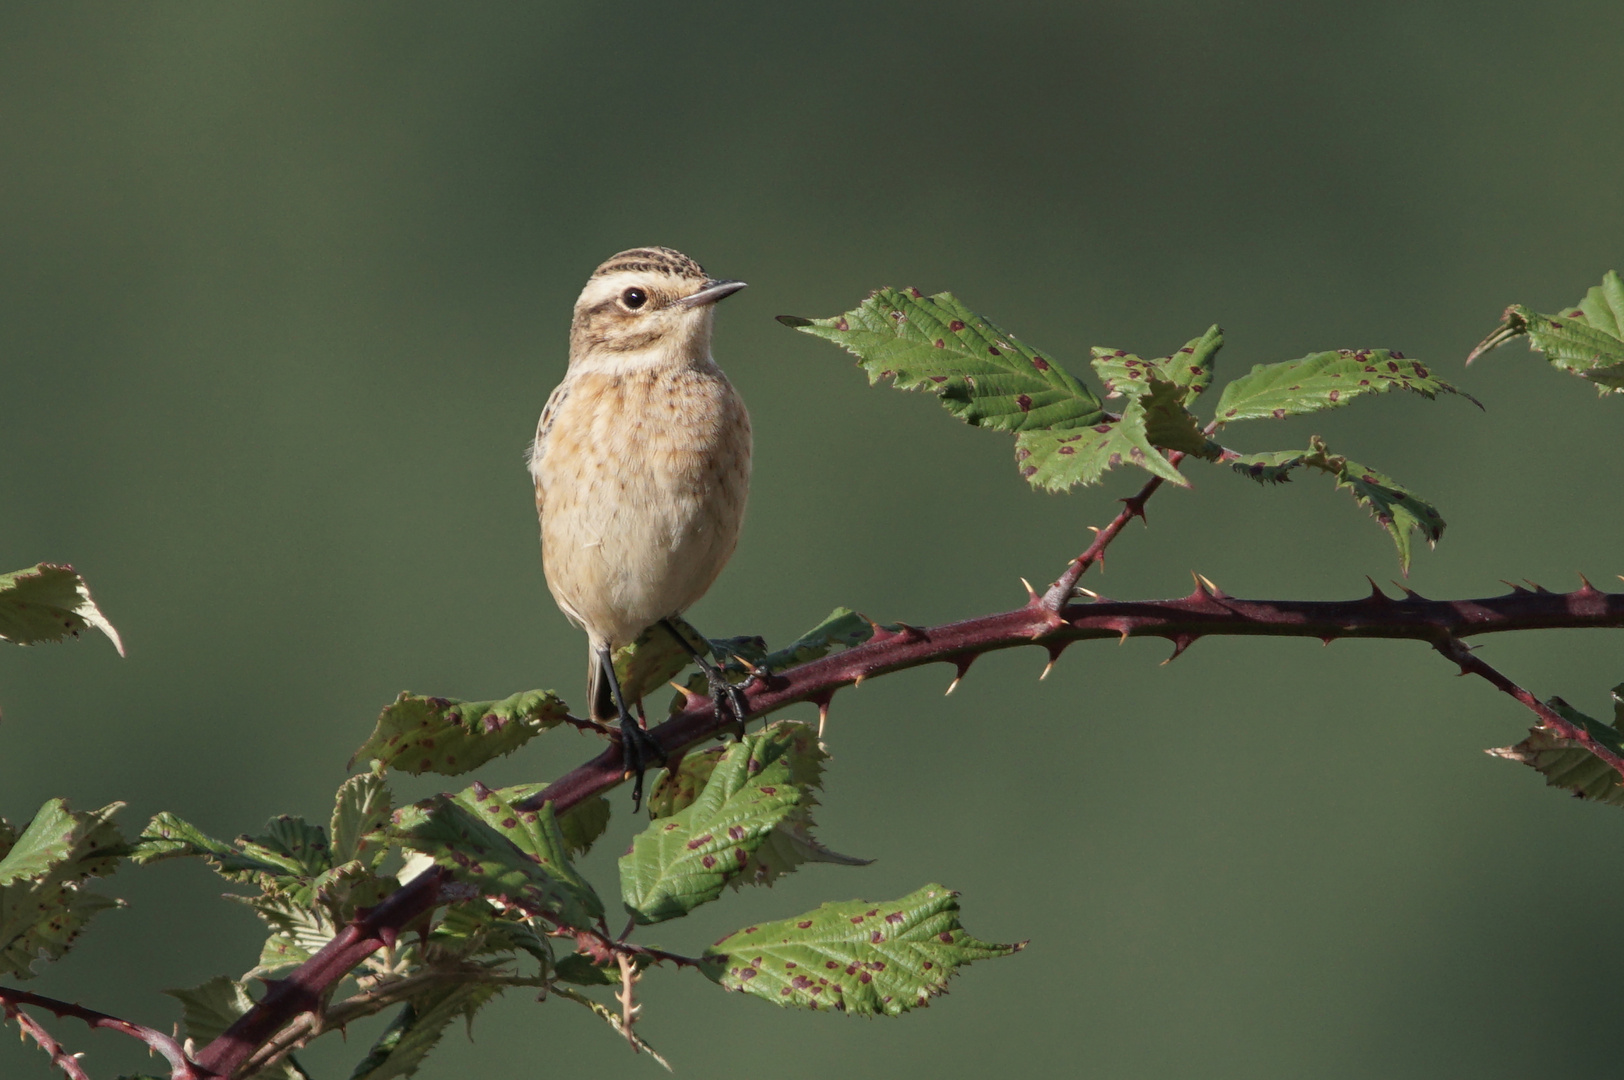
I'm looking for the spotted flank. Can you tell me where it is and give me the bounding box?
[592,246,706,282]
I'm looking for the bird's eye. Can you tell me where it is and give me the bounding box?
[622,287,648,310]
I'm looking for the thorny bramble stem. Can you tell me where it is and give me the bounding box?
[194,577,1624,1077]
[1041,455,1184,610]
[0,986,201,1080]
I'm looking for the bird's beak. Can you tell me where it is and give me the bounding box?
[679,278,748,308]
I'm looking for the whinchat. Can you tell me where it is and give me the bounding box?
[528,246,751,806]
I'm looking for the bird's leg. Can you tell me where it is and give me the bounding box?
[598,645,665,812]
[661,618,750,741]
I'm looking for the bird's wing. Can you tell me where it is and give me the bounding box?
[527,379,572,505]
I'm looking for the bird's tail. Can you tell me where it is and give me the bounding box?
[588,647,617,724]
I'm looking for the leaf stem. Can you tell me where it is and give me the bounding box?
[1040,452,1186,609]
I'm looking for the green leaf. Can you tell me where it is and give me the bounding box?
[332,773,393,868]
[646,721,868,888]
[781,288,1107,433]
[1015,395,1189,492]
[0,799,125,979]
[0,564,123,654]
[241,892,340,977]
[1468,271,1624,392]
[426,901,551,966]
[165,975,255,1046]
[395,786,602,929]
[351,689,568,777]
[704,884,1022,1015]
[1227,436,1444,572]
[1214,349,1475,424]
[132,812,300,883]
[347,982,502,1080]
[620,729,808,924]
[762,608,875,670]
[611,617,708,710]
[1487,688,1624,806]
[411,781,611,860]
[1091,325,1222,404]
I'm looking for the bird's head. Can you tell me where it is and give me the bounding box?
[568,247,746,370]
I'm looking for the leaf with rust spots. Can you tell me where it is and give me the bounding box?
[0,798,125,980]
[1015,395,1189,492]
[350,689,568,777]
[1091,324,1222,404]
[781,288,1107,433]
[1214,349,1476,424]
[0,563,123,654]
[1228,437,1443,572]
[394,789,602,930]
[647,722,870,888]
[331,773,392,868]
[1469,270,1624,393]
[620,728,807,924]
[1488,689,1624,806]
[705,884,1021,1016]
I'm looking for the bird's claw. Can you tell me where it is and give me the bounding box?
[617,714,666,813]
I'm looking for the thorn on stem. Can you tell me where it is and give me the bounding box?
[1020,577,1039,603]
[1040,641,1068,679]
[945,655,976,695]
[1364,577,1391,603]
[1576,573,1599,595]
[1161,634,1196,664]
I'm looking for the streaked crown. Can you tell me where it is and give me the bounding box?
[569,246,745,363]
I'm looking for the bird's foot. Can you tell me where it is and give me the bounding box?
[703,665,755,742]
[617,714,667,813]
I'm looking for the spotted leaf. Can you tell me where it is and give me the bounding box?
[0,799,125,980]
[1214,349,1475,424]
[1092,324,1222,403]
[1227,436,1443,572]
[620,729,807,924]
[704,884,1022,1015]
[646,721,869,888]
[1468,270,1624,392]
[1015,395,1189,492]
[350,689,567,777]
[0,563,123,654]
[394,787,602,929]
[780,288,1107,433]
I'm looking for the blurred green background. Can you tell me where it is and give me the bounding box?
[3,2,1622,1077]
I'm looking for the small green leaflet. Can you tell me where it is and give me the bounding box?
[347,982,502,1080]
[1468,270,1624,392]
[394,785,603,929]
[332,773,393,868]
[1214,349,1476,424]
[350,689,568,777]
[620,729,807,924]
[645,721,869,888]
[0,799,125,979]
[0,563,123,654]
[1091,325,1222,403]
[1227,436,1444,572]
[779,288,1107,433]
[1487,687,1624,806]
[704,884,1022,1015]
[1016,395,1189,492]
[612,617,708,709]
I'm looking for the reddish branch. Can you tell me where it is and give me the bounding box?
[0,986,200,1080]
[195,578,1624,1076]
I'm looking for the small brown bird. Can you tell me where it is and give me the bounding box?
[529,247,751,805]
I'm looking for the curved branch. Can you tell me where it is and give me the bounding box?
[1,985,200,1079]
[198,578,1624,1077]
